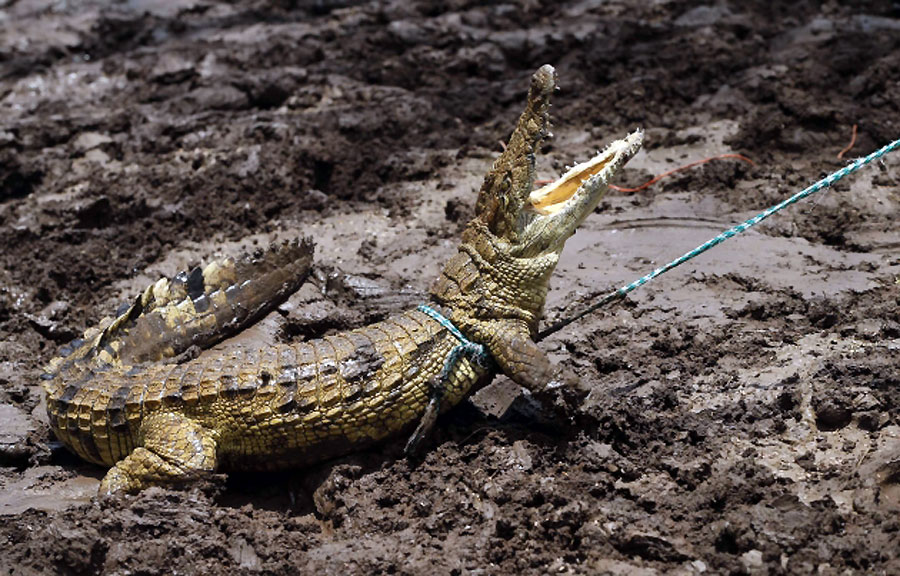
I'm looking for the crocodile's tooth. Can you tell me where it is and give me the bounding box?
[152,278,169,304]
[169,270,189,300]
[202,261,221,285]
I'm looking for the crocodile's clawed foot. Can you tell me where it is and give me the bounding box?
[98,413,218,495]
[98,462,136,496]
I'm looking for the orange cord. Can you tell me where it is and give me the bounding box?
[534,153,755,191]
[609,153,755,193]
[837,124,857,160]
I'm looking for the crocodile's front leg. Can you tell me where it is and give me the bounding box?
[481,319,553,393]
[99,413,218,494]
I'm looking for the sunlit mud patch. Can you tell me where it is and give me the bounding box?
[0,467,99,515]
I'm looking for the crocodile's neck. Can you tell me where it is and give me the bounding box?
[430,221,558,339]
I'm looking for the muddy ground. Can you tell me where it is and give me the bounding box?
[1,0,898,574]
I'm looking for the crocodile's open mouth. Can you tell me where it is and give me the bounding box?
[528,157,614,215]
[511,129,642,257]
[527,130,643,216]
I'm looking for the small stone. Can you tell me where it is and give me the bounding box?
[615,532,689,562]
[741,549,764,572]
[185,85,249,111]
[227,535,261,570]
[150,54,197,84]
[72,132,112,152]
[815,401,852,431]
[341,274,386,299]
[470,378,522,419]
[510,440,533,471]
[0,403,36,465]
[856,410,887,431]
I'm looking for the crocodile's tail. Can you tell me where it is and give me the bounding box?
[45,238,314,380]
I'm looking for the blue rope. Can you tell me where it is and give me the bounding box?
[417,304,492,378]
[538,137,900,340]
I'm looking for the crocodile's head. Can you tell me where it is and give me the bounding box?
[432,65,643,341]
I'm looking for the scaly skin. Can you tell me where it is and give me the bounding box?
[42,65,643,493]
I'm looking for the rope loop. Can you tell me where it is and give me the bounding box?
[417,305,492,377]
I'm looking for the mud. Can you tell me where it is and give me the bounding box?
[1,0,898,574]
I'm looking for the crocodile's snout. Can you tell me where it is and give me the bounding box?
[531,64,557,96]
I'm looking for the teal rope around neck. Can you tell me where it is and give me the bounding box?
[538,137,900,340]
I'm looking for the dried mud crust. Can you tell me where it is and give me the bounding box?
[1,1,899,575]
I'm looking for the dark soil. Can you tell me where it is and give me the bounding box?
[1,1,898,574]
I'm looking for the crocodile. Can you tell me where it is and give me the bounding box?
[42,64,643,494]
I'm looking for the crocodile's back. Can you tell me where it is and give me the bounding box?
[45,308,486,470]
